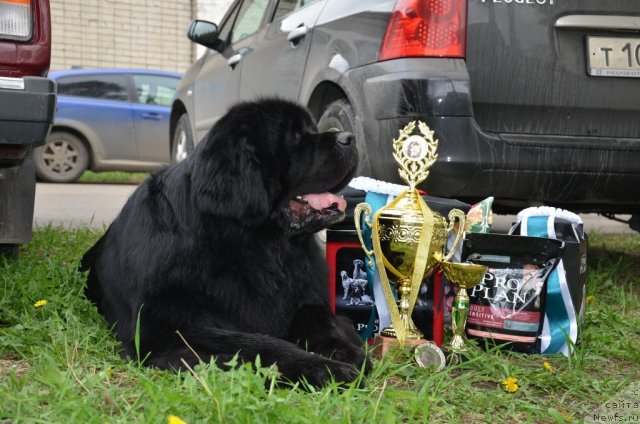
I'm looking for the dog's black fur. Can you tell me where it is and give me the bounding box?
[81,99,370,387]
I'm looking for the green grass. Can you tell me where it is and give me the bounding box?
[1,228,638,423]
[78,171,149,184]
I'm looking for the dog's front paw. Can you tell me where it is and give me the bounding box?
[324,344,372,375]
[282,355,365,389]
[306,357,364,388]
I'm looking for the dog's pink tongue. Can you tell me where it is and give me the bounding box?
[304,193,346,212]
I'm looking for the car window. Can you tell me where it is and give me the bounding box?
[217,1,240,46]
[133,75,178,106]
[56,74,129,101]
[231,0,269,44]
[272,0,317,21]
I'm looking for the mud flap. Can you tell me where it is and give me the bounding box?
[0,146,36,249]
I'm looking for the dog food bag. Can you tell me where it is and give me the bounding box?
[462,233,564,353]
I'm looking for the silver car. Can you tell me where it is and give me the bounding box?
[171,0,640,230]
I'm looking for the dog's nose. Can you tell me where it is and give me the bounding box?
[336,131,354,146]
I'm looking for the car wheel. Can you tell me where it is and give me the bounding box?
[317,98,356,134]
[171,114,194,164]
[34,131,89,183]
[0,244,19,260]
[317,98,371,176]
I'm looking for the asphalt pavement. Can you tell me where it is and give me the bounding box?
[33,183,635,234]
[34,183,136,230]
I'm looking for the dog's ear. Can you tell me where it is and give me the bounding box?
[190,129,272,223]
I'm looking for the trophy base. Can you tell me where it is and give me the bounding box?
[372,335,427,358]
[372,336,447,371]
[442,340,474,365]
[380,326,424,340]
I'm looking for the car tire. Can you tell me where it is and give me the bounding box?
[34,131,89,183]
[317,98,356,134]
[171,114,194,164]
[0,244,19,260]
[317,98,371,177]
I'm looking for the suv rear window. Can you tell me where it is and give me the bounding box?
[56,74,129,101]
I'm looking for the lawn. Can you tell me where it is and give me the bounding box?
[1,229,638,423]
[78,171,149,185]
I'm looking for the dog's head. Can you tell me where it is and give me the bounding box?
[190,99,358,233]
[340,270,349,281]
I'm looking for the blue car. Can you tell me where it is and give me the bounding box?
[37,68,181,182]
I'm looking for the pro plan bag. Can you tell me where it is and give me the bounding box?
[462,233,564,354]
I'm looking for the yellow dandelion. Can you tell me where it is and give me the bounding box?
[543,361,554,372]
[502,376,519,393]
[503,376,517,385]
[168,416,187,424]
[586,295,596,304]
[34,299,48,308]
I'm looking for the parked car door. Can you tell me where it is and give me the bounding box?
[192,0,271,143]
[54,73,136,161]
[239,0,325,101]
[131,73,179,163]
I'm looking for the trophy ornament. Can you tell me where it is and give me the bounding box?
[392,121,438,190]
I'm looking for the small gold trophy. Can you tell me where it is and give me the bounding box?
[354,121,466,367]
[440,261,487,362]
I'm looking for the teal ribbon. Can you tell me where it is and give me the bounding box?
[526,216,570,354]
[359,192,389,340]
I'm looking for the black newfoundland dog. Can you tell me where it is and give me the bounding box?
[81,99,369,387]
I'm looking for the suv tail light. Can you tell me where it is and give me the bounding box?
[0,0,33,42]
[379,0,467,61]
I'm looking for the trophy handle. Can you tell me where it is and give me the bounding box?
[443,208,466,262]
[354,203,375,268]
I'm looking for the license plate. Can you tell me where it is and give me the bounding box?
[587,36,640,78]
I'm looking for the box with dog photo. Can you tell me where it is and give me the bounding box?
[327,229,441,342]
[326,230,377,339]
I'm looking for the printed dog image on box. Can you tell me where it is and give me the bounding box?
[81,99,370,388]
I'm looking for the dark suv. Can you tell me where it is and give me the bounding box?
[0,0,56,258]
[170,0,640,230]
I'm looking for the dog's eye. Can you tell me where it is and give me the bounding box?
[286,131,306,147]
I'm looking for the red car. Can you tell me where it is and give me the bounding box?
[0,0,57,258]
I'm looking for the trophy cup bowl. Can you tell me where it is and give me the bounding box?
[440,261,488,355]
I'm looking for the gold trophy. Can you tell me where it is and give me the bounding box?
[440,261,487,362]
[354,121,466,367]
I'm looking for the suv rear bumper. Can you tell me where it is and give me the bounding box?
[343,58,640,214]
[0,76,56,146]
[0,76,55,245]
